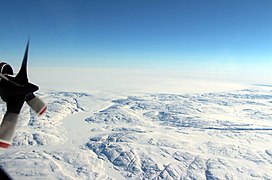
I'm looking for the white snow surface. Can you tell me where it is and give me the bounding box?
[0,68,272,179]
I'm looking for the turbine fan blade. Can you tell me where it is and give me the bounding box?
[15,40,29,84]
[0,73,23,87]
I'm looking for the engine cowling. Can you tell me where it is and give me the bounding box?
[0,62,13,75]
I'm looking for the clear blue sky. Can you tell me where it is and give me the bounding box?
[0,0,272,69]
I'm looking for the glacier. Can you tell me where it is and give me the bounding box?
[0,85,272,179]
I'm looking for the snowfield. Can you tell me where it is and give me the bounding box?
[84,88,272,179]
[0,69,272,179]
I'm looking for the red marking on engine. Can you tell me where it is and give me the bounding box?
[0,141,10,149]
[39,105,47,116]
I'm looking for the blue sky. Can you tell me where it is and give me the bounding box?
[0,0,272,70]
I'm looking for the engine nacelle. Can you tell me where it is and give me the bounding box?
[0,62,13,75]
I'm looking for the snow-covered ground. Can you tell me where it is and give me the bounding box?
[0,68,272,179]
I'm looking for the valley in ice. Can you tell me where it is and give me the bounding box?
[0,68,272,179]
